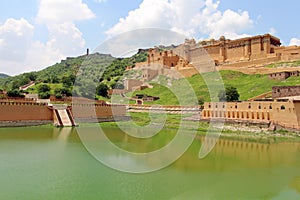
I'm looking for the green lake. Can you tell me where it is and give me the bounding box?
[0,126,300,200]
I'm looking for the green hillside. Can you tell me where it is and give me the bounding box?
[0,51,148,98]
[130,70,300,105]
[0,73,10,79]
[1,49,300,104]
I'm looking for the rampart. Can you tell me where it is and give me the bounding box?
[71,103,126,119]
[201,100,300,130]
[0,100,127,126]
[0,101,53,121]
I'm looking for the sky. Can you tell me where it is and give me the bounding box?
[1,0,300,75]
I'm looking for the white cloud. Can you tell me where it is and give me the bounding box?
[0,0,95,75]
[289,38,300,46]
[37,0,95,24]
[106,0,253,40]
[36,0,95,57]
[0,18,34,62]
[0,18,64,75]
[46,23,85,55]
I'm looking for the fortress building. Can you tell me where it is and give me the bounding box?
[135,34,300,77]
[179,34,300,72]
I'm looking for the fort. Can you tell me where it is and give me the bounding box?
[134,34,300,78]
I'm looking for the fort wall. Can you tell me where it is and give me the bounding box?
[135,34,300,78]
[272,86,300,98]
[201,101,300,129]
[71,104,126,119]
[0,101,53,121]
[0,100,127,125]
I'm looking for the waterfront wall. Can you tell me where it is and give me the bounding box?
[71,104,127,119]
[201,101,300,130]
[0,101,53,121]
[0,101,127,125]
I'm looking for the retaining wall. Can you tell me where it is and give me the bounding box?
[0,101,53,121]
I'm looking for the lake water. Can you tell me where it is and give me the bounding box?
[0,126,300,200]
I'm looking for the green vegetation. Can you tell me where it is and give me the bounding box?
[218,85,240,102]
[0,51,148,99]
[96,83,109,98]
[131,70,300,105]
[1,49,300,104]
[7,89,25,98]
[37,84,51,99]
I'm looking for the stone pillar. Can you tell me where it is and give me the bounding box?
[263,36,270,54]
[184,44,191,62]
[219,43,226,62]
[244,40,251,60]
[219,36,226,63]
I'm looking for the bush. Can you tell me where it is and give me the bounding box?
[218,86,240,102]
[96,83,109,97]
[39,92,50,99]
[38,84,51,93]
[7,89,24,98]
[198,97,204,105]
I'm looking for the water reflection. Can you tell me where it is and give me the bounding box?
[0,126,300,199]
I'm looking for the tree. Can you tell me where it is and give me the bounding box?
[198,97,204,106]
[7,89,24,98]
[62,75,76,88]
[96,83,109,97]
[39,92,50,99]
[26,72,37,81]
[218,86,239,102]
[38,84,51,99]
[54,87,72,99]
[38,84,51,93]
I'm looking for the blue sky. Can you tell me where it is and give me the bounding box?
[1,0,300,75]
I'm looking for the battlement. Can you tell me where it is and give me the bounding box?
[139,34,300,77]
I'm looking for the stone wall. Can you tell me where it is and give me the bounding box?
[125,79,143,91]
[268,71,299,80]
[0,100,127,125]
[142,68,159,81]
[201,100,300,129]
[272,86,300,98]
[71,104,126,119]
[0,101,53,121]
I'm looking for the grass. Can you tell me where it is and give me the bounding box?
[126,70,300,105]
[26,83,63,95]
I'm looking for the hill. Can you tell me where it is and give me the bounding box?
[1,48,300,104]
[130,70,300,105]
[0,51,148,98]
[0,73,10,79]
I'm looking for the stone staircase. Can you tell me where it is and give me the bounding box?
[52,104,76,127]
